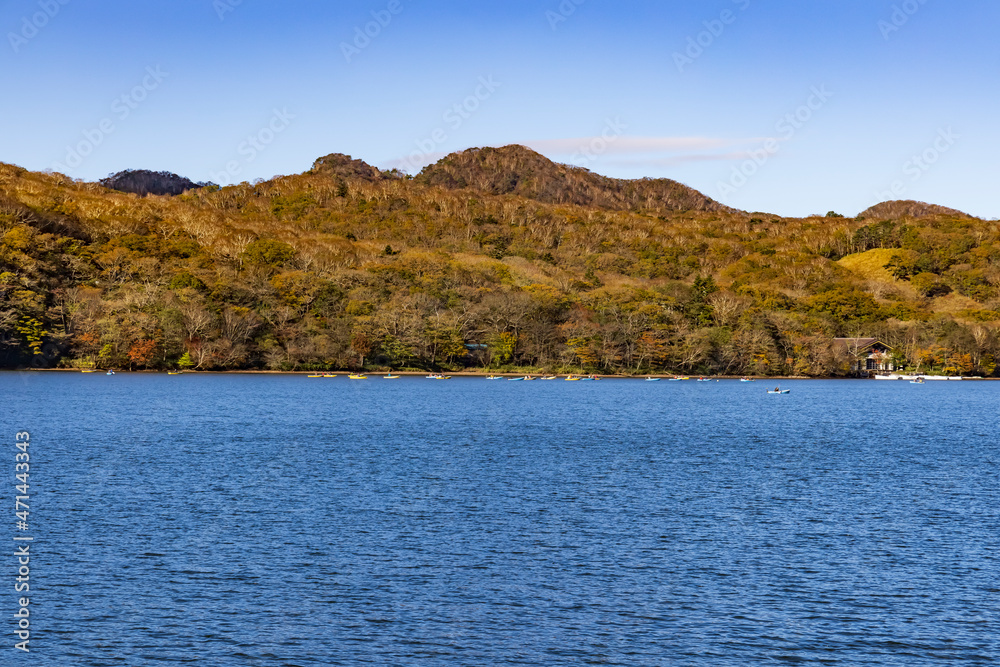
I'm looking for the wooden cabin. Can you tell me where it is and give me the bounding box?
[833,338,896,375]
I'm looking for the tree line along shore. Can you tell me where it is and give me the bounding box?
[2,146,998,377]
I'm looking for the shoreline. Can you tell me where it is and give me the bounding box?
[0,368,816,378]
[6,369,995,380]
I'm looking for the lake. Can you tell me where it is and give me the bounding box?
[3,373,999,665]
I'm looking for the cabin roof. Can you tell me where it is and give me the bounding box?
[833,337,891,352]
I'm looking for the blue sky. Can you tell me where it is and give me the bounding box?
[2,0,997,218]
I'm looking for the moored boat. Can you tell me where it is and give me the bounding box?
[877,373,964,381]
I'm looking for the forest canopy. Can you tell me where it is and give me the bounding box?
[1,146,997,376]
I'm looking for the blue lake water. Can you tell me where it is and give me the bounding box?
[2,373,999,665]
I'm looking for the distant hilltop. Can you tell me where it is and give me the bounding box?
[90,146,976,220]
[100,169,209,197]
[413,145,734,214]
[858,200,972,220]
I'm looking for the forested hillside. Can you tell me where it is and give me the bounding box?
[1,145,997,375]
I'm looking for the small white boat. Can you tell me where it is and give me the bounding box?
[645,377,661,382]
[877,373,963,382]
[382,374,399,379]
[767,388,790,394]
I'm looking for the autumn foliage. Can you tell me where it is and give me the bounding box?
[1,146,998,376]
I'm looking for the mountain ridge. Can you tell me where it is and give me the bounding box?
[69,147,980,221]
[0,150,996,376]
[414,145,737,215]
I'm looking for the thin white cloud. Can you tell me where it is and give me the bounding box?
[608,151,762,168]
[381,136,781,174]
[524,136,770,155]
